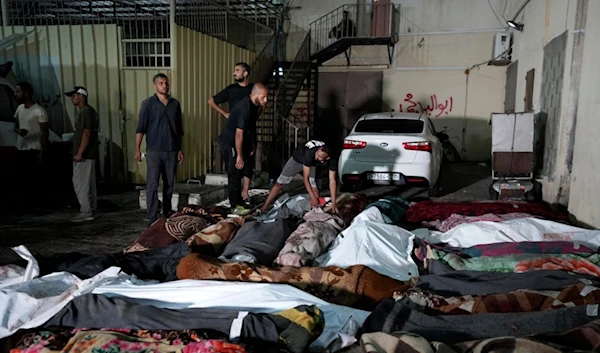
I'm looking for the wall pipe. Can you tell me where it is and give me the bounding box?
[1,0,9,26]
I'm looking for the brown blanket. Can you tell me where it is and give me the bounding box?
[124,205,226,253]
[177,253,412,311]
[185,217,244,256]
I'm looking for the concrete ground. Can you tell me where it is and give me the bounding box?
[0,162,491,264]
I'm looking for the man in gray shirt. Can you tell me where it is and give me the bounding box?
[135,73,184,226]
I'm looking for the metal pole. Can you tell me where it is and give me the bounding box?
[294,127,298,148]
[170,0,177,87]
[2,0,9,26]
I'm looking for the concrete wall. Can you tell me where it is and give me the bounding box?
[288,0,510,161]
[508,0,591,212]
[568,0,600,227]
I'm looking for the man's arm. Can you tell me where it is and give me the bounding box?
[74,110,93,160]
[38,108,49,152]
[329,169,338,212]
[175,102,184,150]
[208,88,230,119]
[134,100,149,161]
[303,165,320,201]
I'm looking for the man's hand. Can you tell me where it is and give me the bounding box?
[134,151,142,162]
[73,153,83,163]
[224,112,230,119]
[18,129,28,137]
[178,151,184,164]
[310,196,319,209]
[235,155,244,170]
[331,205,339,213]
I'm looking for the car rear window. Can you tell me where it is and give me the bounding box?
[354,119,424,134]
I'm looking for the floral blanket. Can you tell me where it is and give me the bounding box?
[274,208,345,267]
[176,253,412,310]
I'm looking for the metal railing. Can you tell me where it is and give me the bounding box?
[248,29,279,84]
[309,3,400,56]
[175,0,275,52]
[278,112,311,161]
[274,29,311,123]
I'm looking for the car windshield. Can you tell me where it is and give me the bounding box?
[354,119,424,134]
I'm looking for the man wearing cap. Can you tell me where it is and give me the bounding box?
[65,86,99,222]
[135,73,184,226]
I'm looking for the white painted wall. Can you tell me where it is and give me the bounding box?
[568,0,600,228]
[287,0,510,161]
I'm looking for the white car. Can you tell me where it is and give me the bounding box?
[338,112,443,196]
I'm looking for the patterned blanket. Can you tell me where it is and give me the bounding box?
[274,208,345,267]
[124,206,226,253]
[186,217,244,256]
[405,200,569,223]
[421,212,534,231]
[414,240,597,262]
[176,253,412,310]
[361,319,600,353]
[398,282,600,315]
[433,251,600,276]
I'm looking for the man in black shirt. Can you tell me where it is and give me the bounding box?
[219,83,268,215]
[259,140,339,214]
[208,62,257,203]
[135,73,184,226]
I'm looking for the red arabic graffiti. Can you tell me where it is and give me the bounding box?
[398,93,454,117]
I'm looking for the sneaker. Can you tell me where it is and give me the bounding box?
[232,205,252,216]
[70,212,95,223]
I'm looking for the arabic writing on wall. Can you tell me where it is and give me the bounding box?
[398,93,454,117]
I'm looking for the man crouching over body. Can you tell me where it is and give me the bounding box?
[259,140,339,214]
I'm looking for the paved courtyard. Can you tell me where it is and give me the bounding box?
[0,162,491,264]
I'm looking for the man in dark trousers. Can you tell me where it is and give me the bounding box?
[219,83,268,216]
[135,73,184,226]
[208,62,257,204]
[259,140,339,214]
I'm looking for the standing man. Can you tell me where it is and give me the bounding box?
[208,62,257,204]
[135,73,184,226]
[219,83,268,215]
[259,140,339,214]
[65,86,99,222]
[13,82,49,206]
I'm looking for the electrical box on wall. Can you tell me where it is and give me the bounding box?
[490,32,512,65]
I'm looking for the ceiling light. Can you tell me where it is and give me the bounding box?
[506,20,524,31]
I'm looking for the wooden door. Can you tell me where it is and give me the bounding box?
[525,69,535,111]
[371,0,391,37]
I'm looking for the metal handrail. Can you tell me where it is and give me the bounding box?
[309,3,400,56]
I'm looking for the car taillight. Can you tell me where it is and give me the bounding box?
[343,140,367,149]
[402,141,431,152]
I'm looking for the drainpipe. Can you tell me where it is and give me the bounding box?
[170,0,177,89]
[2,0,9,26]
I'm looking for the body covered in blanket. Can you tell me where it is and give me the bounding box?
[219,214,302,265]
[125,205,226,253]
[177,253,413,310]
[274,208,345,267]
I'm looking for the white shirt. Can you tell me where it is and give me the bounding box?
[14,103,48,151]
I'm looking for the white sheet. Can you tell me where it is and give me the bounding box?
[0,246,40,289]
[418,217,600,250]
[315,208,419,281]
[91,279,369,352]
[0,266,121,339]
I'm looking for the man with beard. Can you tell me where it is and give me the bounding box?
[135,73,184,226]
[208,62,257,204]
[218,83,268,216]
[13,81,49,207]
